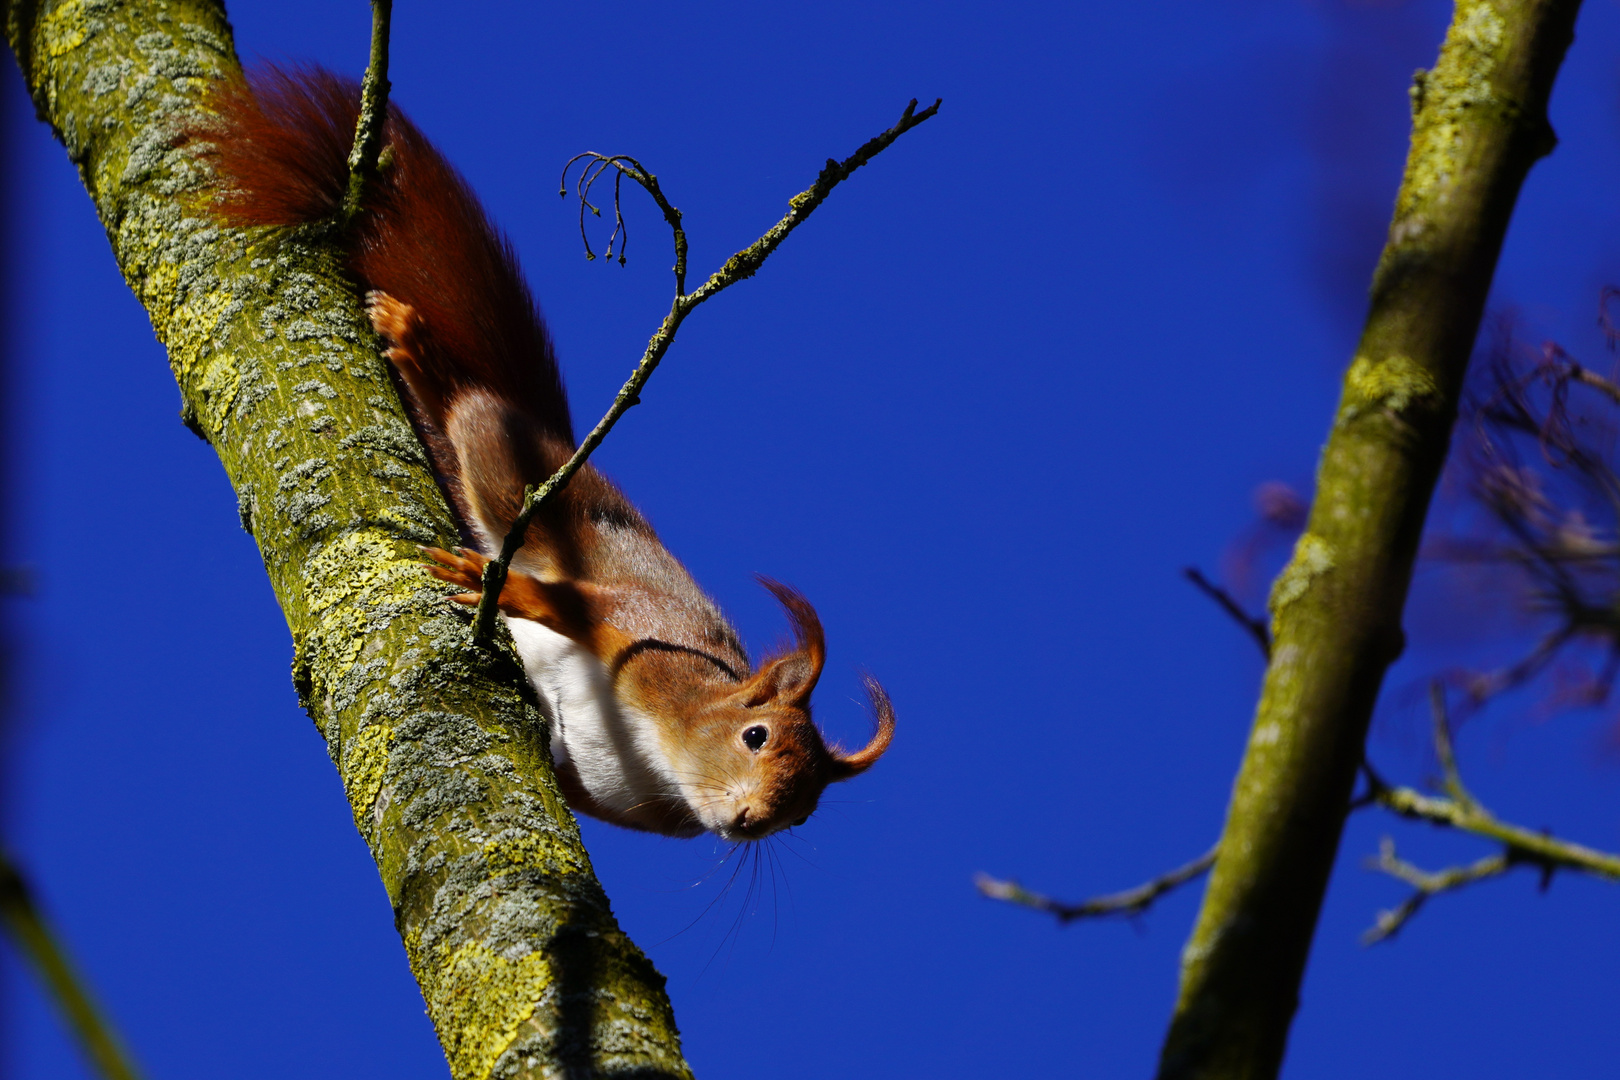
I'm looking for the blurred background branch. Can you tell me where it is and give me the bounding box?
[1160,4,1586,1077]
[976,846,1218,924]
[1356,684,1620,943]
[0,852,143,1080]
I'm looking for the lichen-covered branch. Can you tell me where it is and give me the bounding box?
[0,850,144,1080]
[975,845,1218,924]
[4,4,690,1078]
[1157,4,1584,1079]
[470,97,941,641]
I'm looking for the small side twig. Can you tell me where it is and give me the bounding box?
[975,844,1217,925]
[1558,354,1620,406]
[1427,680,1476,809]
[0,850,144,1080]
[1357,681,1620,942]
[470,97,942,643]
[1361,838,1512,944]
[341,0,393,226]
[1183,566,1271,660]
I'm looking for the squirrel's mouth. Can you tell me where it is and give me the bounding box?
[709,801,776,842]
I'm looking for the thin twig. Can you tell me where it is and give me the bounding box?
[0,850,144,1080]
[1183,566,1271,660]
[1427,680,1476,809]
[975,845,1217,925]
[341,0,393,226]
[1356,681,1620,942]
[1369,779,1620,878]
[470,97,941,642]
[559,153,688,289]
[1361,838,1512,944]
[1560,356,1620,405]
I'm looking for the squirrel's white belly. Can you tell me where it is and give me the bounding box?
[502,615,678,817]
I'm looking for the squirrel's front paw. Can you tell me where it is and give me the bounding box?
[424,546,488,605]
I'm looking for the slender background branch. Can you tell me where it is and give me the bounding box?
[0,851,142,1080]
[976,846,1218,924]
[1361,839,1512,944]
[1351,684,1620,942]
[1158,5,1585,1078]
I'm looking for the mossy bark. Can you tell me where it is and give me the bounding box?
[5,3,693,1078]
[1156,3,1582,1078]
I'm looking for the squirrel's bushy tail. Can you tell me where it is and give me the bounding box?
[200,65,574,446]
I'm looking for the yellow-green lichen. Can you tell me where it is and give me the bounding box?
[192,345,246,432]
[344,723,392,824]
[40,0,92,59]
[301,528,426,674]
[430,941,554,1080]
[1392,0,1511,224]
[1340,353,1440,424]
[1269,533,1335,615]
[483,829,587,879]
[137,261,183,335]
[1457,1,1505,55]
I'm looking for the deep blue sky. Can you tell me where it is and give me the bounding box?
[6,2,1620,1077]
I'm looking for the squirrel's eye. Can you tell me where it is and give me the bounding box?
[742,725,768,751]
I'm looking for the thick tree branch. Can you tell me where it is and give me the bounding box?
[471,98,941,642]
[4,4,690,1078]
[0,850,143,1080]
[1158,4,1584,1079]
[976,845,1218,924]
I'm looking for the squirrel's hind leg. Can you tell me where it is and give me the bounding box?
[423,547,627,658]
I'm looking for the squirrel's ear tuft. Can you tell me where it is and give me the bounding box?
[740,578,826,708]
[827,675,895,780]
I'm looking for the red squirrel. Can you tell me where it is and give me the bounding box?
[192,68,893,841]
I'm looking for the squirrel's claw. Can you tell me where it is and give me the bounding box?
[424,546,488,593]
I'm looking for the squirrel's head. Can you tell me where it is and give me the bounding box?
[641,578,894,842]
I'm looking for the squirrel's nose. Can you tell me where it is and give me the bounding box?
[733,806,754,831]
